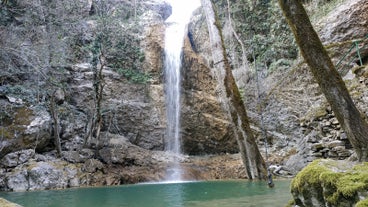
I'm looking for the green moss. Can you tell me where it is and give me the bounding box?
[291,160,368,206]
[335,163,368,198]
[320,172,342,205]
[337,172,368,197]
[284,199,295,207]
[356,198,368,207]
[291,159,331,191]
[320,171,342,186]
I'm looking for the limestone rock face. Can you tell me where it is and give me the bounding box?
[318,0,368,44]
[3,160,80,191]
[0,149,35,168]
[1,0,368,192]
[27,162,68,191]
[181,37,237,155]
[5,170,29,192]
[0,105,52,158]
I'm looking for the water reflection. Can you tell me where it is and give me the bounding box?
[163,183,185,207]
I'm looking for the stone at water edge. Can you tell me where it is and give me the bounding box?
[0,198,23,207]
[289,159,368,207]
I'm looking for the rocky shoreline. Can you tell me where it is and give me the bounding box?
[0,136,250,192]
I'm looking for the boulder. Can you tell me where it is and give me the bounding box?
[3,159,83,191]
[27,162,68,191]
[62,149,94,163]
[1,149,35,168]
[289,159,368,207]
[5,170,29,191]
[0,106,51,159]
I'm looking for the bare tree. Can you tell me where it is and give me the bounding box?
[278,0,368,161]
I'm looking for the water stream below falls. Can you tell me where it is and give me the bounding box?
[0,180,291,207]
[164,0,201,181]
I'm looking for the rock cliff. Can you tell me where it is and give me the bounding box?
[0,0,367,193]
[0,0,240,191]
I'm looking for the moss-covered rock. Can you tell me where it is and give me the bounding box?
[290,159,368,207]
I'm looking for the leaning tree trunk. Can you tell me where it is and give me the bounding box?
[201,0,267,180]
[278,0,368,161]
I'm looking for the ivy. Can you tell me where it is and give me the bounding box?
[116,68,151,84]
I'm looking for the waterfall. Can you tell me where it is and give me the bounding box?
[164,0,200,181]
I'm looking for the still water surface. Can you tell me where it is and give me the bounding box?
[0,180,291,207]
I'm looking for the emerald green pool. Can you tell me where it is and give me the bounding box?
[0,180,291,207]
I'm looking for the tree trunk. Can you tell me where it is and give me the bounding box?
[84,42,104,148]
[278,0,368,161]
[50,94,62,157]
[201,0,267,180]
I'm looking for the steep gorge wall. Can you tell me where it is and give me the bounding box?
[187,0,368,170]
[0,0,241,191]
[1,0,368,192]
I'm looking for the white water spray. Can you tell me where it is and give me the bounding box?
[164,0,200,181]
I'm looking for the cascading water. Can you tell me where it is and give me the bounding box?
[164,0,200,181]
